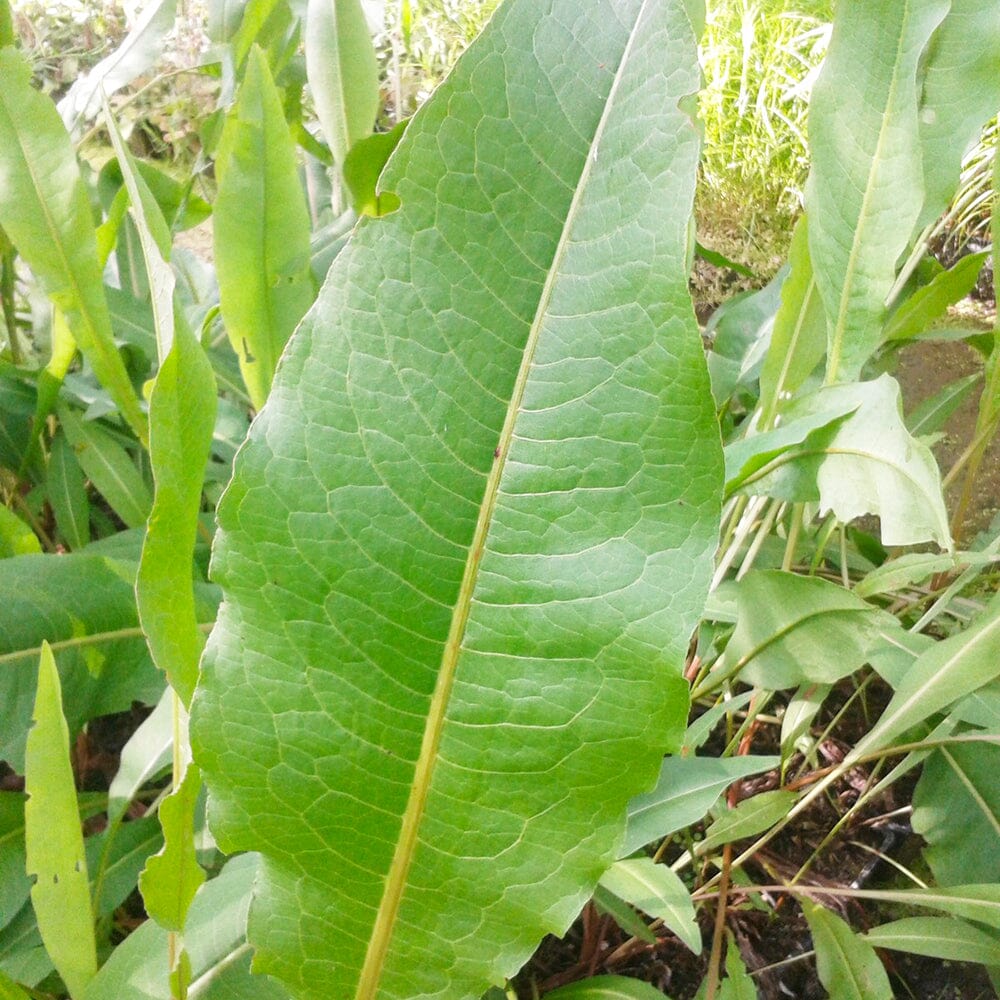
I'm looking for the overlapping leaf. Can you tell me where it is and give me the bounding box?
[191,2,722,998]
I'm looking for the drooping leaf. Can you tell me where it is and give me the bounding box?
[718,570,895,690]
[47,430,90,550]
[623,755,779,857]
[305,0,379,165]
[58,0,178,130]
[24,643,98,999]
[82,854,288,1000]
[865,916,1000,966]
[213,45,314,410]
[191,3,722,999]
[342,121,407,216]
[916,0,1000,229]
[139,766,205,931]
[883,252,990,343]
[757,216,826,426]
[0,47,147,444]
[599,858,701,954]
[912,742,1000,886]
[807,0,950,381]
[546,975,678,1000]
[58,406,153,529]
[803,901,893,1000]
[854,590,1000,758]
[742,375,951,548]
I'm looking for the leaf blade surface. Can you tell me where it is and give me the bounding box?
[192,3,721,999]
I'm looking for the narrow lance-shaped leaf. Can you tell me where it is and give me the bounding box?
[24,643,98,999]
[853,589,1000,759]
[191,2,722,999]
[214,45,314,410]
[807,0,950,382]
[0,47,147,444]
[105,103,217,705]
[138,765,205,932]
[305,0,379,165]
[47,428,90,551]
[803,902,893,1000]
[757,216,825,426]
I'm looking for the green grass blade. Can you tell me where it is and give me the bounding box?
[807,0,950,382]
[191,2,723,998]
[24,643,98,999]
[305,0,379,165]
[214,45,315,410]
[0,48,147,445]
[804,902,892,1000]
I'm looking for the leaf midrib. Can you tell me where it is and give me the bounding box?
[351,5,653,997]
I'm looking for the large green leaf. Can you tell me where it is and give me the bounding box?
[806,0,949,382]
[912,742,1000,886]
[0,47,146,444]
[24,644,98,999]
[191,3,722,999]
[305,0,379,165]
[213,45,314,410]
[547,976,678,1000]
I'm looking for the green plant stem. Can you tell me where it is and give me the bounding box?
[735,500,784,580]
[0,229,23,364]
[781,502,804,571]
[712,494,769,590]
